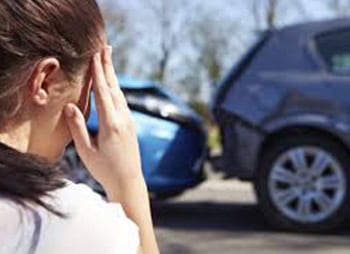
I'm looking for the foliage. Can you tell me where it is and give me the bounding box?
[99,0,350,103]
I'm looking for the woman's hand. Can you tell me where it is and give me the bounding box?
[64,46,142,191]
[64,46,160,254]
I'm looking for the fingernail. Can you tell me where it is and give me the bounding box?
[94,53,100,61]
[64,104,75,118]
[108,45,113,56]
[103,46,110,60]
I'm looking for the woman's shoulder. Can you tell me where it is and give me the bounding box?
[49,179,139,233]
[0,200,22,234]
[38,179,140,254]
[0,199,36,253]
[51,179,125,216]
[0,199,33,234]
[0,199,21,221]
[52,179,108,209]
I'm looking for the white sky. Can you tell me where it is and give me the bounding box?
[97,0,346,102]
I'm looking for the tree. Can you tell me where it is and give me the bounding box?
[139,0,189,83]
[100,0,315,103]
[190,10,242,87]
[251,0,278,30]
[100,1,130,73]
[250,0,309,31]
[328,0,350,17]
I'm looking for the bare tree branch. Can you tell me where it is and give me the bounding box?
[328,0,350,17]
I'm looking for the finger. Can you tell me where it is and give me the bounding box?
[101,46,128,109]
[101,46,119,89]
[92,53,116,126]
[64,103,94,159]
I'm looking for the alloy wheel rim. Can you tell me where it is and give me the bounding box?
[268,146,346,223]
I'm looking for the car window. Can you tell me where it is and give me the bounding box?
[315,28,350,74]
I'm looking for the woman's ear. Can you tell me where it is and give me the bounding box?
[29,58,61,106]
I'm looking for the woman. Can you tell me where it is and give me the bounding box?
[0,1,159,254]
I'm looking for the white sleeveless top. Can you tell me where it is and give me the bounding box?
[0,180,140,254]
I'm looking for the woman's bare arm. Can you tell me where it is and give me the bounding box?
[64,46,159,254]
[105,173,158,254]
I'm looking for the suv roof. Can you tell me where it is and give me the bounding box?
[277,18,350,38]
[237,18,350,74]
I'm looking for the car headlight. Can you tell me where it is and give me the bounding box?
[124,90,200,125]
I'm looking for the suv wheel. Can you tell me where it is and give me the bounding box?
[255,134,350,232]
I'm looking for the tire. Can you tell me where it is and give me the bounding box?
[254,133,350,232]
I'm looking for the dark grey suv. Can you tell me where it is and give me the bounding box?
[212,19,350,231]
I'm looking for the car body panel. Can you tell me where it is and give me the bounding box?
[212,18,350,179]
[132,110,206,192]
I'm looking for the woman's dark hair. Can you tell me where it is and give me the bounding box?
[0,0,104,215]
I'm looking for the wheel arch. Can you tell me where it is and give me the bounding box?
[256,125,350,174]
[254,125,350,231]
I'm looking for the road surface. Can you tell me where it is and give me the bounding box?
[153,178,350,254]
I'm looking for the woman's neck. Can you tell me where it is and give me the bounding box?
[0,122,31,153]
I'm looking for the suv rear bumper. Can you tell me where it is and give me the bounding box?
[215,110,264,180]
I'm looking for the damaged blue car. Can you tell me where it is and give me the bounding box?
[212,19,350,231]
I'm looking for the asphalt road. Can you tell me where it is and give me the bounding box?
[152,179,350,254]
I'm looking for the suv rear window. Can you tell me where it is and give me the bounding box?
[315,28,350,74]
